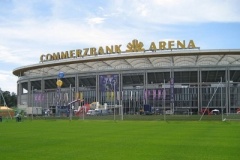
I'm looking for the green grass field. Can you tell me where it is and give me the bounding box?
[0,119,240,160]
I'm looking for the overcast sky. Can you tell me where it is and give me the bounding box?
[0,0,240,93]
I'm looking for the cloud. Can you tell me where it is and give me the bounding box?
[0,70,18,93]
[0,44,37,65]
[1,0,239,51]
[109,0,240,24]
[0,0,239,67]
[87,17,105,25]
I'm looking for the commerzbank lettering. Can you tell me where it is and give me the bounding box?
[40,39,197,62]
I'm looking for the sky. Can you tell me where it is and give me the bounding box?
[0,0,240,94]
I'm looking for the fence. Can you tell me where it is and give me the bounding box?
[5,109,240,122]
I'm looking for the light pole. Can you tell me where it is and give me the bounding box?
[114,81,116,121]
[163,79,166,121]
[32,86,34,120]
[221,77,223,121]
[69,84,72,121]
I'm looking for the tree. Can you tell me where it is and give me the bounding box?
[0,89,17,108]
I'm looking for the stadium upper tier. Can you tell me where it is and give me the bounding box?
[13,49,240,77]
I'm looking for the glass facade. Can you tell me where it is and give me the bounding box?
[17,69,240,115]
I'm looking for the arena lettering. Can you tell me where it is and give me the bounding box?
[40,39,198,62]
[149,40,196,51]
[40,45,123,62]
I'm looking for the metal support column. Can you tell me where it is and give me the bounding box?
[226,68,230,114]
[96,74,99,103]
[27,80,31,107]
[41,78,45,108]
[170,68,174,113]
[145,71,148,104]
[73,74,78,108]
[17,82,22,106]
[198,68,201,113]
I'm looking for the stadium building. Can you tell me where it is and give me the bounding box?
[13,39,240,115]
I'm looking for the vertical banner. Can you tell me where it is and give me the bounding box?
[79,92,83,100]
[153,90,156,99]
[75,92,83,100]
[107,91,111,101]
[170,78,174,103]
[64,93,68,102]
[99,74,119,92]
[144,89,147,100]
[117,91,120,101]
[162,89,166,100]
[34,94,38,102]
[75,92,79,100]
[111,91,114,100]
[158,89,161,99]
[136,91,138,101]
[41,94,45,102]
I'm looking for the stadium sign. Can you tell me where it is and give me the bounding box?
[40,39,197,62]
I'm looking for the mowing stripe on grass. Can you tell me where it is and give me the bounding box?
[0,120,240,160]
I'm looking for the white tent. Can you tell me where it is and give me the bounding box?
[0,106,14,118]
[211,109,220,115]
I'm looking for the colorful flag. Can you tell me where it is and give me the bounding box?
[158,89,161,99]
[170,78,174,103]
[153,90,156,99]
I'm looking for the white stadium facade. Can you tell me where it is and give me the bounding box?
[13,39,240,115]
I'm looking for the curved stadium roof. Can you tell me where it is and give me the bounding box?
[13,49,240,77]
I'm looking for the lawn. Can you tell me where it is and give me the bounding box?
[0,119,240,160]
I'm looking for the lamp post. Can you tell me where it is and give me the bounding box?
[56,78,63,117]
[56,72,64,117]
[32,86,34,120]
[114,80,116,121]
[221,77,223,121]
[163,79,166,121]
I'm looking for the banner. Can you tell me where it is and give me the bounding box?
[148,90,151,98]
[170,78,174,103]
[75,92,84,100]
[34,93,44,102]
[162,89,166,100]
[135,91,138,101]
[111,91,114,100]
[144,89,147,100]
[153,90,156,99]
[99,74,119,92]
[117,91,120,101]
[106,91,110,101]
[158,89,161,99]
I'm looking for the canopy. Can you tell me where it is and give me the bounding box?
[0,106,14,118]
[0,106,14,111]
